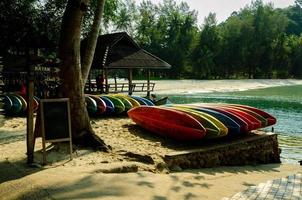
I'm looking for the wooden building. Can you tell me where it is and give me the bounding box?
[82,32,171,97]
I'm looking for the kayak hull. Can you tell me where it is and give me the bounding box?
[128,106,206,141]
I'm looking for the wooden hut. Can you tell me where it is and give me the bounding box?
[82,32,171,97]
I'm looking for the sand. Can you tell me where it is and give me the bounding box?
[1,79,302,199]
[152,79,302,94]
[0,116,301,200]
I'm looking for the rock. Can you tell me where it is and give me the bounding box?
[156,162,167,172]
[99,164,138,173]
[122,152,154,164]
[170,165,182,172]
[154,142,161,147]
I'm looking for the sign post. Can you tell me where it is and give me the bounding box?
[26,76,35,164]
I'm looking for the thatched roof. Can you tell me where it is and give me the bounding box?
[82,32,171,69]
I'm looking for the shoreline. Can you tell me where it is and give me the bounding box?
[150,79,302,94]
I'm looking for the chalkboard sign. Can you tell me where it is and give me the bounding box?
[40,98,71,141]
[40,98,72,164]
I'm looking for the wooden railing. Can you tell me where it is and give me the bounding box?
[85,82,155,94]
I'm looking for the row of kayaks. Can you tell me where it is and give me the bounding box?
[0,92,277,142]
[0,93,39,115]
[86,94,154,116]
[0,93,156,116]
[127,104,277,141]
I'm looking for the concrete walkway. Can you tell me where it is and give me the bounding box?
[224,173,301,200]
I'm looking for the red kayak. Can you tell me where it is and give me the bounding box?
[127,106,206,141]
[88,95,106,114]
[230,104,277,126]
[192,103,276,128]
[223,105,267,127]
[198,105,260,131]
[217,107,262,130]
[199,106,250,133]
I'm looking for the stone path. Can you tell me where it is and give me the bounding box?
[224,174,302,200]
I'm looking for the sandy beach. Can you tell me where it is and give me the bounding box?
[0,116,301,200]
[152,79,302,94]
[1,79,302,199]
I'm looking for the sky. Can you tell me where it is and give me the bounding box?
[135,0,296,24]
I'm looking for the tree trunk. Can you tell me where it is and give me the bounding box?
[58,0,110,151]
[81,0,106,82]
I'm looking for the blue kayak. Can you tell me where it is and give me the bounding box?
[131,96,154,106]
[201,106,250,134]
[191,107,241,136]
[100,96,115,115]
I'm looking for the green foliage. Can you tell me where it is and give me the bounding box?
[1,0,302,79]
[283,3,302,35]
[191,13,221,79]
[0,0,46,52]
[135,0,198,78]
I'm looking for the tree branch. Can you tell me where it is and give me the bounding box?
[81,0,106,83]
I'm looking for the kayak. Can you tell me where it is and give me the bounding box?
[6,94,23,115]
[229,104,277,126]
[0,95,13,112]
[180,105,242,136]
[223,105,267,127]
[114,94,141,107]
[128,106,206,141]
[13,94,27,112]
[110,95,133,112]
[100,96,115,115]
[131,96,154,106]
[165,106,227,139]
[88,95,107,115]
[85,96,98,115]
[102,95,125,114]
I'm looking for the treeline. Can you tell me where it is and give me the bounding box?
[1,0,302,79]
[129,0,302,79]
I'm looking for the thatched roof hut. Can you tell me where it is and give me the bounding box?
[85,32,171,69]
[82,32,171,96]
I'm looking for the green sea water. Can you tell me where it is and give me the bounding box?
[167,84,302,164]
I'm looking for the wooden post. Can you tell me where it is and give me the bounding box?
[27,72,35,164]
[104,68,109,93]
[147,69,151,98]
[114,76,117,92]
[128,68,133,95]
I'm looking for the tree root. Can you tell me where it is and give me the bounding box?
[73,130,112,152]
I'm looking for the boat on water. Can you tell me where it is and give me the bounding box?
[153,96,171,106]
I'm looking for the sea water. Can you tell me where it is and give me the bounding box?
[165,84,302,164]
